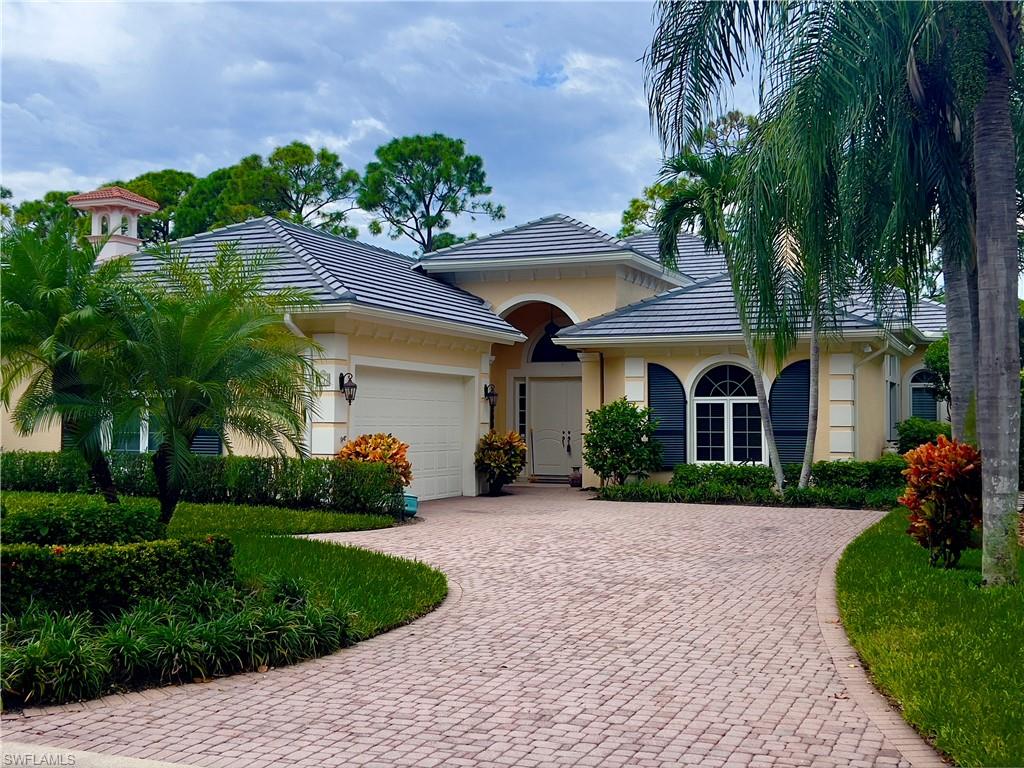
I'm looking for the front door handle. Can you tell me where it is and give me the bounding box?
[566,432,572,454]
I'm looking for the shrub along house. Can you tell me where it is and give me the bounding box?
[1,187,948,496]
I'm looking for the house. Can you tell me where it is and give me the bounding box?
[1,187,948,499]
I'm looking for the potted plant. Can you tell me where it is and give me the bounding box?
[475,430,527,496]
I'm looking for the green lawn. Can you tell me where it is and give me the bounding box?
[168,501,394,537]
[836,510,1024,767]
[231,535,448,639]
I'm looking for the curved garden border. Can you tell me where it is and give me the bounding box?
[815,538,945,768]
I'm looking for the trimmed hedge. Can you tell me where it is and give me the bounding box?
[0,451,403,516]
[808,454,907,489]
[1,536,234,616]
[670,456,908,492]
[598,480,902,510]
[1,493,165,545]
[671,463,777,490]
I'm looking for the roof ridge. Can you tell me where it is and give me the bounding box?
[419,212,640,260]
[418,213,567,259]
[261,218,354,300]
[271,216,415,263]
[551,213,632,249]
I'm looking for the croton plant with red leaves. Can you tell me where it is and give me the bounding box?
[899,435,982,568]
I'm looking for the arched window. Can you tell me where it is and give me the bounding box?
[530,321,578,363]
[100,215,110,235]
[648,363,686,468]
[770,360,810,465]
[120,215,130,235]
[910,369,940,420]
[693,364,764,463]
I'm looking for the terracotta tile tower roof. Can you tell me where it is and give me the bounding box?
[67,186,159,211]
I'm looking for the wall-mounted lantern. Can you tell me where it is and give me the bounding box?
[340,373,358,405]
[483,384,498,430]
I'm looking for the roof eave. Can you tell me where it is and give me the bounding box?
[418,251,690,286]
[554,327,913,355]
[297,301,526,345]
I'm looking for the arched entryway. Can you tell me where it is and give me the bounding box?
[490,300,583,482]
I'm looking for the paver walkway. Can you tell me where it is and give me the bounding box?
[3,488,928,767]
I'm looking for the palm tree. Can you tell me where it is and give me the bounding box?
[645,0,1021,584]
[1,211,131,502]
[115,244,321,523]
[655,117,787,489]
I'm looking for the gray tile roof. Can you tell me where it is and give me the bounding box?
[555,274,934,342]
[418,214,636,262]
[131,217,521,338]
[621,231,729,281]
[844,289,947,338]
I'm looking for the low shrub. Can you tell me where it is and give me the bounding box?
[337,434,412,488]
[0,451,402,516]
[896,417,952,454]
[1,582,353,707]
[900,435,982,568]
[671,463,777,490]
[1,536,234,616]
[1,493,165,545]
[599,480,899,510]
[582,398,662,485]
[475,431,527,495]
[810,454,908,489]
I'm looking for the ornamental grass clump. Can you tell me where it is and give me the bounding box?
[475,431,527,496]
[338,433,412,487]
[899,435,982,568]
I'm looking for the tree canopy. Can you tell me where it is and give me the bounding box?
[357,133,504,253]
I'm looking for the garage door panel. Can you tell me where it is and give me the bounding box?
[352,367,467,501]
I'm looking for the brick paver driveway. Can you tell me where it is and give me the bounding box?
[3,488,923,767]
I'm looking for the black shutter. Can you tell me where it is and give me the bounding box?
[190,429,222,456]
[648,363,686,468]
[769,360,810,465]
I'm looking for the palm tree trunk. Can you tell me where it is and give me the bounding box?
[942,239,979,441]
[799,312,820,488]
[152,443,180,525]
[89,453,120,504]
[740,326,785,489]
[973,64,1020,586]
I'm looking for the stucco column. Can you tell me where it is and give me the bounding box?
[579,352,602,487]
[828,352,856,459]
[310,333,351,457]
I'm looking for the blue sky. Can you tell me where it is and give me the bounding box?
[1,1,759,252]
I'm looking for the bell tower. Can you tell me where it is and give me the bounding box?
[67,186,159,262]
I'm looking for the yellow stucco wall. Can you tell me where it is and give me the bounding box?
[573,340,905,471]
[1,389,62,452]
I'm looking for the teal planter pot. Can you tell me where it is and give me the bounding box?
[403,494,419,517]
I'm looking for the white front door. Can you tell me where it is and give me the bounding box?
[529,378,582,477]
[352,367,468,500]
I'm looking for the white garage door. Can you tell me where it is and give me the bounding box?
[352,367,468,500]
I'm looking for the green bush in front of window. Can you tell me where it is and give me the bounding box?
[896,417,952,454]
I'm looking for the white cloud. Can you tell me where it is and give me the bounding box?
[2,2,136,70]
[221,59,275,84]
[1,167,105,202]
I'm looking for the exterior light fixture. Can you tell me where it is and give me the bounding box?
[483,384,498,430]
[340,373,358,405]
